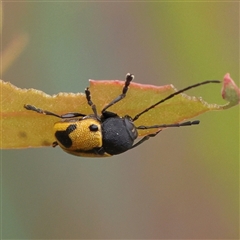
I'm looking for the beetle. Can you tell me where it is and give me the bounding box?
[24,73,220,157]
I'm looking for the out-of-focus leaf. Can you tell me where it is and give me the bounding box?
[1,33,29,74]
[0,73,239,149]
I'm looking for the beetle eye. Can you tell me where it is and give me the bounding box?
[89,124,98,132]
[124,117,138,140]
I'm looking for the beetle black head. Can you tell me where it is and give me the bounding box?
[101,114,138,155]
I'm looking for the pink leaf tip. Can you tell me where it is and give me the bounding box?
[221,73,240,108]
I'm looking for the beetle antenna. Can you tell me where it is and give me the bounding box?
[102,73,134,113]
[136,120,200,130]
[132,80,221,122]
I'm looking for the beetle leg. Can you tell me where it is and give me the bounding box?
[130,130,162,150]
[52,141,58,147]
[24,104,86,119]
[85,88,98,118]
[102,73,134,113]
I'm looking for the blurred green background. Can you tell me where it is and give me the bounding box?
[2,1,239,239]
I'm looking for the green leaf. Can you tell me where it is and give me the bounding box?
[0,74,239,149]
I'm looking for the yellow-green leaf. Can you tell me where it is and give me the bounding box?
[1,74,239,149]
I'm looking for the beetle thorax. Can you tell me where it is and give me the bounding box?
[101,116,138,155]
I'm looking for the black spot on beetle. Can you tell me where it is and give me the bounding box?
[66,124,77,134]
[55,131,72,148]
[89,124,98,132]
[55,124,77,148]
